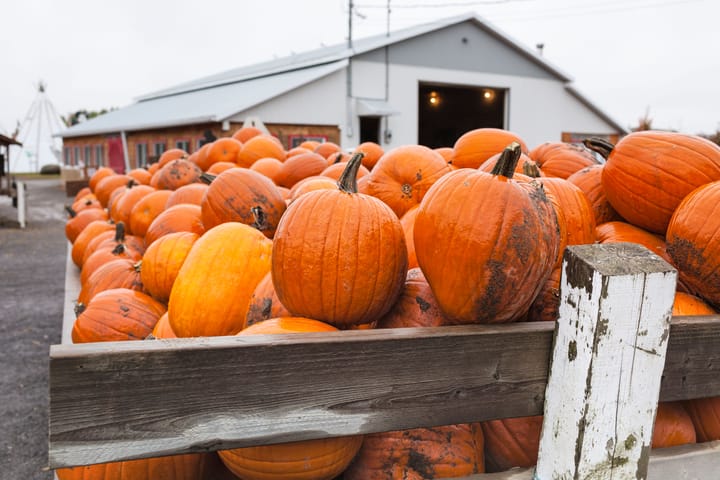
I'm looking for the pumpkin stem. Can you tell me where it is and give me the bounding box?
[332,152,343,164]
[490,142,522,179]
[112,243,127,255]
[74,302,86,317]
[114,222,126,242]
[200,172,216,185]
[337,152,365,194]
[133,260,142,272]
[250,206,269,232]
[583,137,615,160]
[522,161,542,178]
[65,205,77,218]
[126,179,137,189]
[145,333,157,340]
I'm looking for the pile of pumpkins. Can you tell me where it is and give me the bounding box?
[60,125,720,479]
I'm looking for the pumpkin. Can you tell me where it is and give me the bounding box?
[71,194,102,214]
[94,174,134,207]
[88,167,116,192]
[535,177,596,247]
[188,143,212,171]
[666,180,720,306]
[205,137,243,167]
[478,152,542,177]
[232,126,264,143]
[77,259,143,307]
[684,397,720,442]
[300,140,320,151]
[144,204,204,247]
[128,189,173,237]
[236,135,286,167]
[452,128,528,169]
[80,227,145,286]
[362,145,452,219]
[126,168,152,185]
[313,141,342,159]
[376,268,449,328]
[157,148,188,168]
[434,147,454,165]
[141,231,199,303]
[288,176,338,203]
[585,133,720,234]
[321,161,370,181]
[151,158,203,191]
[354,141,384,171]
[56,453,223,480]
[566,164,622,225]
[245,272,291,327]
[207,161,238,175]
[165,183,208,208]
[218,317,363,480]
[481,415,543,472]
[71,220,115,268]
[169,222,272,337]
[672,291,717,316]
[525,266,563,323]
[200,168,286,238]
[652,401,696,448]
[344,423,485,479]
[414,143,559,324]
[272,153,408,327]
[274,152,329,188]
[72,288,166,343]
[151,312,177,339]
[65,207,109,244]
[109,184,155,227]
[596,221,673,265]
[399,206,420,270]
[528,142,598,179]
[249,157,284,183]
[286,146,312,158]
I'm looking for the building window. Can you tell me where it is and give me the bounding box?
[84,146,93,166]
[136,143,148,168]
[359,117,381,144]
[287,134,328,148]
[95,145,104,167]
[175,140,190,152]
[63,147,71,166]
[74,146,82,166]
[153,142,166,157]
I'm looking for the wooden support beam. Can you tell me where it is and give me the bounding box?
[535,243,677,480]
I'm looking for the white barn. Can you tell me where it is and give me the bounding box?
[59,13,624,170]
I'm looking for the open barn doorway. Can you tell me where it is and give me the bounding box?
[418,83,506,149]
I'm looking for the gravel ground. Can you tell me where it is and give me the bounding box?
[0,177,68,479]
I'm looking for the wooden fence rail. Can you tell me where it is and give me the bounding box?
[49,243,720,478]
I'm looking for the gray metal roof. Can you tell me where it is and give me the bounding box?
[58,12,625,138]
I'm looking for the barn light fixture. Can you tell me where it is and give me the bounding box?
[482,89,496,102]
[428,91,441,107]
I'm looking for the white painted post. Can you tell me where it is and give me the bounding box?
[534,243,677,480]
[16,180,26,228]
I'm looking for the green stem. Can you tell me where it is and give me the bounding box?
[65,205,77,218]
[490,142,522,179]
[250,206,268,232]
[337,152,365,194]
[200,172,216,185]
[114,222,126,242]
[582,137,615,160]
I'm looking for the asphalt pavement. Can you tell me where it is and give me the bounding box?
[0,177,68,479]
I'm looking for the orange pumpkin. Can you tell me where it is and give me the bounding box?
[165,183,208,208]
[56,453,223,480]
[109,184,155,227]
[652,401,696,448]
[72,288,166,343]
[249,157,283,183]
[566,164,622,225]
[168,222,272,337]
[586,133,720,234]
[481,415,543,472]
[218,317,363,480]
[376,268,449,328]
[535,177,596,247]
[684,397,720,442]
[144,204,205,247]
[362,145,452,219]
[206,161,238,175]
[151,158,203,191]
[141,231,199,303]
[399,206,419,270]
[65,207,109,244]
[206,137,243,167]
[313,141,342,159]
[525,266,563,323]
[77,258,143,307]
[128,190,173,237]
[353,141,384,171]
[71,220,115,268]
[596,221,673,265]
[344,423,485,479]
[126,168,152,185]
[452,128,528,169]
[157,148,188,168]
[232,126,264,143]
[274,152,329,188]
[272,153,408,327]
[528,142,598,179]
[245,272,291,327]
[288,175,338,203]
[236,135,286,167]
[88,167,116,192]
[414,143,559,324]
[94,174,134,207]
[321,161,370,181]
[151,312,177,339]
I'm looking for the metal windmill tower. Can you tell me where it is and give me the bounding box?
[10,81,65,173]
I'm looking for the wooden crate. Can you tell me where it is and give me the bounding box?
[50,243,720,478]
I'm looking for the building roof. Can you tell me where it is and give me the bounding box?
[59,12,625,138]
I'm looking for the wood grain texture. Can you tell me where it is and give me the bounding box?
[49,323,553,468]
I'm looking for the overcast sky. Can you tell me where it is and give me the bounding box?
[2,0,718,142]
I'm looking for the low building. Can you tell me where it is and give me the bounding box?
[58,13,625,173]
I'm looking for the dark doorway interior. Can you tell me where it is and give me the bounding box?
[360,116,381,144]
[418,83,506,149]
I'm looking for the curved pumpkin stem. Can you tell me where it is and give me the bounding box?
[126,179,137,189]
[74,302,86,318]
[583,137,615,160]
[337,152,365,194]
[133,260,142,273]
[114,221,126,243]
[490,142,522,179]
[522,161,542,178]
[332,152,343,164]
[200,172,216,185]
[250,206,269,232]
[65,205,77,218]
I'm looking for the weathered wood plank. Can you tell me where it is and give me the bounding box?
[49,323,554,468]
[454,440,720,480]
[536,243,677,480]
